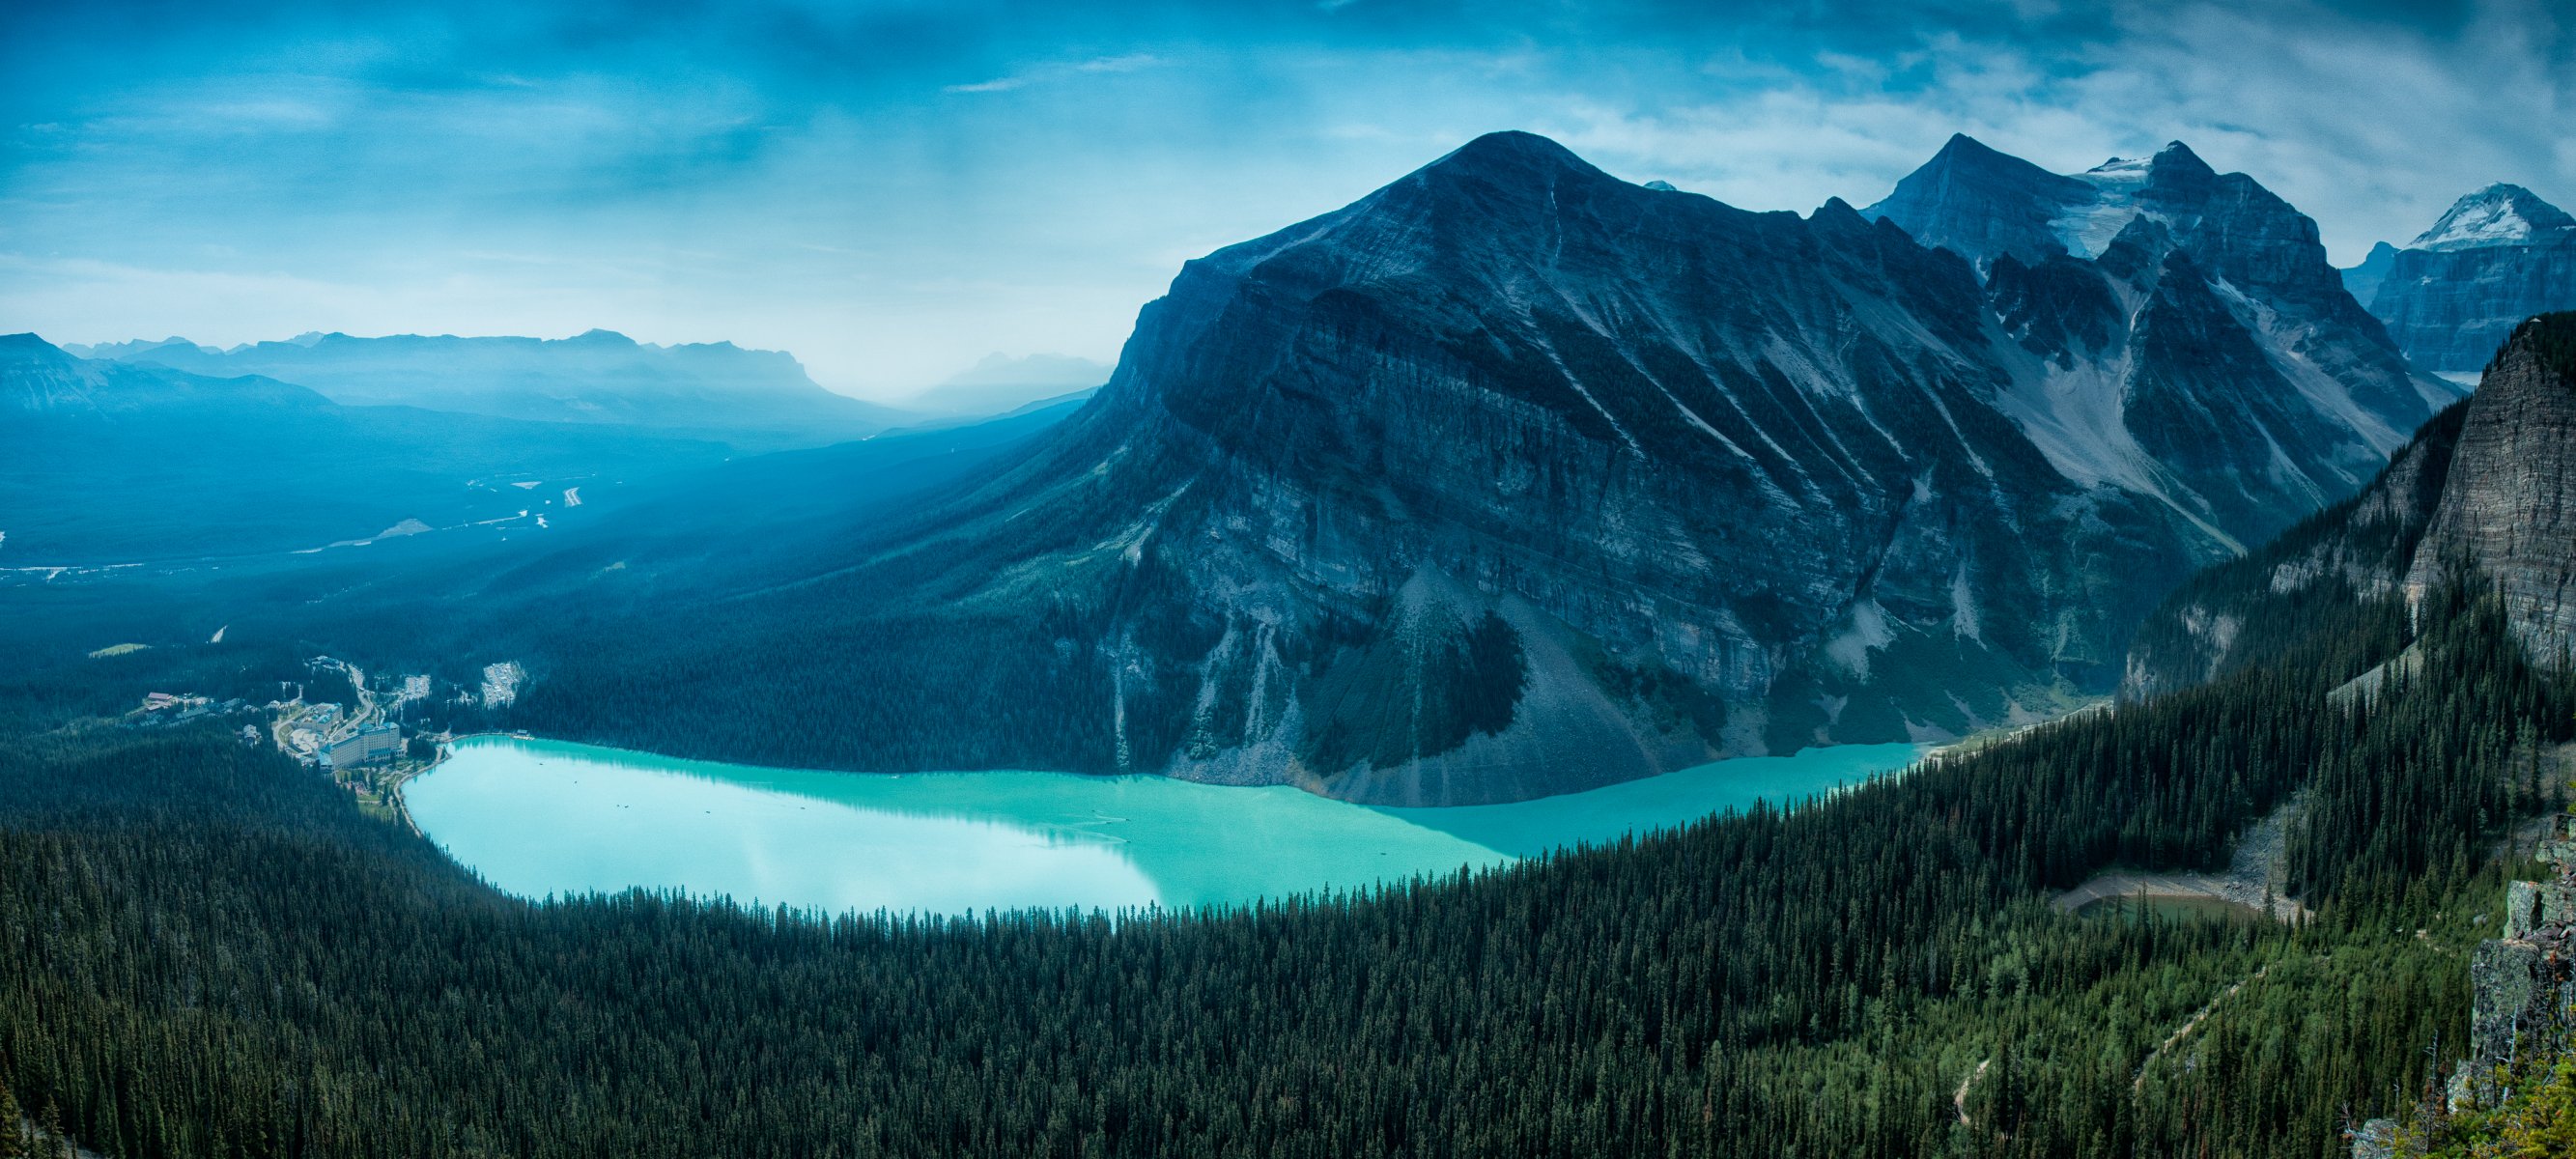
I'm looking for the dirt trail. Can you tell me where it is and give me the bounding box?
[1953,1057,1991,1126]
[2131,961,2290,1092]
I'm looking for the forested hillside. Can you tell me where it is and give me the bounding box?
[0,572,2559,1156]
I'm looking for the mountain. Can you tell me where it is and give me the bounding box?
[98,329,914,449]
[2124,312,2576,693]
[489,130,2449,805]
[0,334,728,565]
[899,353,1110,418]
[4,332,323,414]
[2340,240,2399,305]
[2352,184,2576,375]
[1865,137,2457,543]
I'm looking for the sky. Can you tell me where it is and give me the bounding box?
[3,0,2568,400]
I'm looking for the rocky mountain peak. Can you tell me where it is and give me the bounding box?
[2341,240,2401,306]
[1860,133,2092,266]
[2366,186,2576,373]
[2411,184,2576,251]
[1419,130,1599,184]
[2145,140,2213,179]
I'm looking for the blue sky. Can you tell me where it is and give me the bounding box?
[3,0,2568,399]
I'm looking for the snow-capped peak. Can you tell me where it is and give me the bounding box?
[2409,184,2575,252]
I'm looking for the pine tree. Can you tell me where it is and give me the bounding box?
[0,1078,25,1159]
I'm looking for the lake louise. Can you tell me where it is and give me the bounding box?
[404,735,1928,915]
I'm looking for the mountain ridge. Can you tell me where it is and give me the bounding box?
[90,329,912,448]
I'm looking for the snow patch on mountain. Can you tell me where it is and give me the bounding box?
[2050,156,2154,259]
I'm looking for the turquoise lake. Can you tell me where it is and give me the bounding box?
[404,736,1926,916]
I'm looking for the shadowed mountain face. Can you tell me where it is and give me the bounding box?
[89,329,912,450]
[2351,184,2576,375]
[2125,314,2576,693]
[498,131,2449,805]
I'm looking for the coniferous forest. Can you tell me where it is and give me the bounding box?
[0,578,2561,1158]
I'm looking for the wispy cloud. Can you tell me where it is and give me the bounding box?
[944,53,1166,94]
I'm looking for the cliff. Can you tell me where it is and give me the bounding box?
[2127,314,2576,694]
[2408,315,2576,664]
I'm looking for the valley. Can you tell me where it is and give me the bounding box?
[8,6,2576,1150]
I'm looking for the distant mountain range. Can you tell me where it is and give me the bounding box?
[896,353,1109,419]
[71,329,915,450]
[0,333,730,564]
[482,130,2455,805]
[2340,184,2576,375]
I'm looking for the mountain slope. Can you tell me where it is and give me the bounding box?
[2360,184,2576,375]
[489,131,2450,805]
[100,329,912,449]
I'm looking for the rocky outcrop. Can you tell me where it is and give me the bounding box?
[2452,815,2575,1112]
[2349,816,2576,1156]
[2342,241,2399,308]
[2357,184,2576,375]
[2408,315,2576,664]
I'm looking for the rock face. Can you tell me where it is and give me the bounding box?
[2408,315,2576,664]
[2356,184,2576,375]
[92,329,909,449]
[2125,314,2576,693]
[671,131,2447,805]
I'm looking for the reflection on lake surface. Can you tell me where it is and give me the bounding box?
[405,736,1925,916]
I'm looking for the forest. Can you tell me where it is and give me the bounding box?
[0,572,2563,1156]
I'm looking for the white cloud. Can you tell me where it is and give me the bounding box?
[945,53,1169,95]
